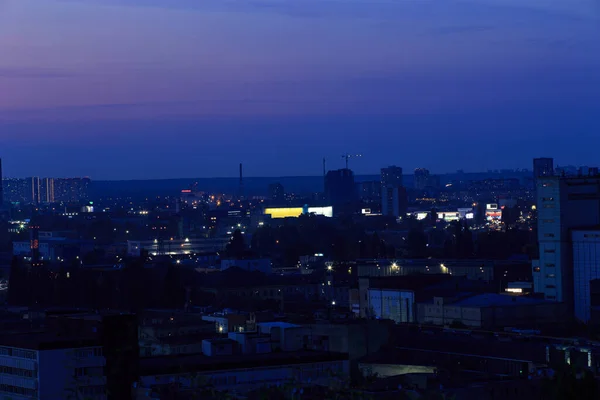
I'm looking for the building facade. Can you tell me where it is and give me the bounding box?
[534,176,600,307]
[0,341,106,400]
[367,288,415,323]
[381,166,403,187]
[572,230,600,322]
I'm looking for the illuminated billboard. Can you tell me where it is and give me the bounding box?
[264,206,333,219]
[264,207,303,219]
[307,206,333,218]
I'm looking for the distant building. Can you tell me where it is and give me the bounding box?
[358,180,381,201]
[1,176,90,204]
[135,351,348,398]
[264,206,333,219]
[414,168,430,190]
[572,230,600,322]
[268,183,285,204]
[417,294,569,329]
[381,185,407,218]
[533,158,554,180]
[381,166,403,187]
[127,237,229,257]
[324,168,356,206]
[221,258,272,274]
[54,177,91,202]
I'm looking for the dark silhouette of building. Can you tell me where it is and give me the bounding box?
[324,168,356,206]
[381,166,403,187]
[533,157,554,179]
[269,183,285,204]
[381,185,408,217]
[414,168,430,190]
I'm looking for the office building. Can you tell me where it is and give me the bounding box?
[381,166,403,187]
[381,185,407,218]
[572,230,600,322]
[534,175,600,310]
[324,168,356,206]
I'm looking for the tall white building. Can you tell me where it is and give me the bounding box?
[534,175,600,311]
[572,230,600,322]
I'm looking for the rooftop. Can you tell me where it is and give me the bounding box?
[139,350,348,376]
[449,293,550,308]
[257,321,301,329]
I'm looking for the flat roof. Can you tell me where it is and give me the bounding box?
[257,321,301,329]
[140,351,348,376]
[450,294,550,308]
[0,332,100,351]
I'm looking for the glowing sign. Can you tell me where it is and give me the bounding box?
[265,206,333,219]
[307,206,333,218]
[264,207,303,219]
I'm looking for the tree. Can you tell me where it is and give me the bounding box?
[407,228,428,258]
[7,256,23,305]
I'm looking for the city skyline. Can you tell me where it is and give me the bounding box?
[1,0,599,179]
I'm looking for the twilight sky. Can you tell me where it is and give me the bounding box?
[0,0,599,179]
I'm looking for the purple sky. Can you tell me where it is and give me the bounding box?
[1,0,599,179]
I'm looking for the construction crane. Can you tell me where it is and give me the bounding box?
[342,153,362,169]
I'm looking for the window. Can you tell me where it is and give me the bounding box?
[544,249,555,253]
[544,233,555,238]
[546,285,556,289]
[545,263,555,267]
[546,274,556,278]
[542,197,555,202]
[533,267,541,273]
[543,204,555,208]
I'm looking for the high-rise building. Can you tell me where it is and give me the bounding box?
[533,158,554,183]
[358,181,381,201]
[381,185,408,218]
[29,177,41,204]
[324,168,356,206]
[268,183,285,204]
[534,175,600,315]
[572,230,600,322]
[381,166,403,187]
[41,178,55,203]
[414,168,430,190]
